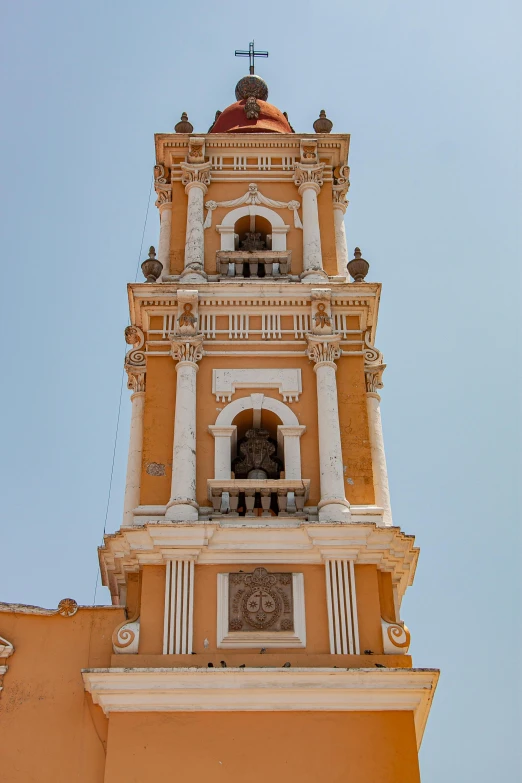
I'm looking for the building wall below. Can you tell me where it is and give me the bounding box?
[104,710,421,783]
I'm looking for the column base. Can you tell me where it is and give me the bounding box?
[165,500,199,521]
[180,264,208,282]
[300,269,328,282]
[318,500,352,523]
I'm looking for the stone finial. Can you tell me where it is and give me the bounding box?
[175,112,194,133]
[235,74,268,101]
[141,246,163,283]
[347,247,370,282]
[313,109,333,134]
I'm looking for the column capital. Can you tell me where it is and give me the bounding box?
[170,334,204,366]
[305,333,342,367]
[293,163,325,195]
[332,184,349,213]
[365,364,386,394]
[181,162,211,194]
[277,425,307,438]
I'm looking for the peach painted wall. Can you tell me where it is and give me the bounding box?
[136,563,387,656]
[0,607,123,783]
[139,351,374,509]
[104,711,421,783]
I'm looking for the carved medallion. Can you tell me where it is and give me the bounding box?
[228,568,294,632]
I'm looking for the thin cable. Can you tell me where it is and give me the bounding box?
[93,171,155,604]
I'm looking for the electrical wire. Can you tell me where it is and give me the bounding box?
[93,172,154,604]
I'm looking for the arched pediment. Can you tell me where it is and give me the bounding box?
[215,393,299,427]
[219,204,288,229]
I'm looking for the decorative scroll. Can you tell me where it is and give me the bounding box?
[204,183,302,229]
[124,325,146,393]
[112,614,140,654]
[228,568,294,632]
[381,618,411,654]
[363,329,385,393]
[154,164,172,208]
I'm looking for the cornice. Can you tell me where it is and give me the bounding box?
[82,666,438,749]
[98,518,419,605]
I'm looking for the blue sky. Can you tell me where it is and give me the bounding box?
[1,1,520,780]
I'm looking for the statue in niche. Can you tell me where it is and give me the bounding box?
[233,429,281,479]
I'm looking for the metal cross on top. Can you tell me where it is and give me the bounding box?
[234,40,269,75]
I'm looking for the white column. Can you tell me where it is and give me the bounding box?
[366,391,393,526]
[333,204,348,278]
[293,164,327,281]
[158,202,172,280]
[306,335,351,522]
[278,425,307,480]
[180,162,211,281]
[332,183,349,278]
[122,390,145,526]
[166,337,203,521]
[123,338,146,527]
[208,425,237,479]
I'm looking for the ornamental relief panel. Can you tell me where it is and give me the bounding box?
[228,568,294,633]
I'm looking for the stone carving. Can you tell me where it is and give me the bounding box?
[305,334,342,365]
[232,428,281,479]
[235,74,269,101]
[154,164,172,208]
[0,634,14,696]
[381,618,411,654]
[313,109,333,134]
[228,568,294,632]
[311,289,333,334]
[244,96,261,119]
[170,335,204,365]
[363,330,386,393]
[174,112,194,133]
[180,161,212,190]
[188,137,205,164]
[293,162,325,192]
[57,598,78,617]
[332,184,349,211]
[125,326,146,393]
[299,138,318,163]
[240,232,265,251]
[146,462,165,476]
[204,183,302,229]
[365,364,386,394]
[112,614,140,654]
[178,303,197,328]
[125,325,145,350]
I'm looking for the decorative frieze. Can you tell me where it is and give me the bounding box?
[204,183,302,229]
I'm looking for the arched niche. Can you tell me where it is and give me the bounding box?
[208,393,305,480]
[216,205,290,251]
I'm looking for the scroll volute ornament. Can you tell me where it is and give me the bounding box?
[125,324,146,393]
[311,289,333,334]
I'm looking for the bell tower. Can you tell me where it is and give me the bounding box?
[86,58,438,782]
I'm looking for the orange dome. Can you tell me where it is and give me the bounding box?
[210,99,293,134]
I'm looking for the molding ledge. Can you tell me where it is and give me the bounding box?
[82,667,439,749]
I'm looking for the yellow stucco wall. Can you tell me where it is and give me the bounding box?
[0,608,123,782]
[103,711,421,783]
